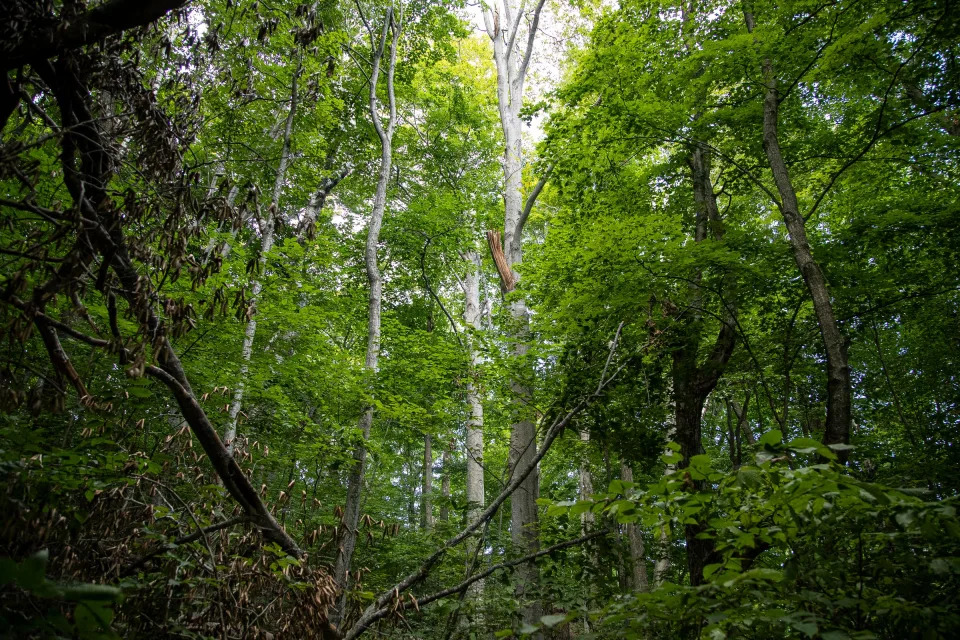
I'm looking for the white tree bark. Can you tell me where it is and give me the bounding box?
[333,8,399,626]
[422,433,434,530]
[460,249,487,615]
[578,430,595,532]
[480,1,548,627]
[223,58,302,455]
[462,250,485,524]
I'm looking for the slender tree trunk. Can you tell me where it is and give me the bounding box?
[463,250,486,526]
[578,429,597,619]
[441,443,451,522]
[654,379,675,588]
[422,433,434,530]
[730,392,754,445]
[462,249,485,608]
[745,9,851,457]
[406,446,418,526]
[621,462,649,592]
[578,430,595,532]
[653,525,671,587]
[298,161,353,240]
[223,57,302,455]
[333,11,399,627]
[761,71,850,452]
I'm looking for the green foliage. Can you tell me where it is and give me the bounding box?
[0,550,123,639]
[1,0,958,638]
[544,440,960,638]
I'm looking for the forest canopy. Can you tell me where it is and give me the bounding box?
[1,0,958,638]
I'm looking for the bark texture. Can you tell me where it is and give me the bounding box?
[333,9,399,626]
[621,463,649,592]
[671,145,737,586]
[462,250,486,525]
[422,433,434,530]
[745,9,852,457]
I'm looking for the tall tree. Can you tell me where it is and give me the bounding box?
[332,1,400,626]
[223,55,303,455]
[480,0,550,626]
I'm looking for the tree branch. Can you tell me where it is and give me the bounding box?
[412,530,607,610]
[123,515,250,576]
[486,230,515,292]
[419,235,463,348]
[515,162,554,239]
[516,0,548,86]
[3,0,189,71]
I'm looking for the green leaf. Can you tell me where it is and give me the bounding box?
[540,614,567,627]
[59,584,123,603]
[570,500,593,516]
[895,510,915,528]
[0,557,18,586]
[827,443,855,452]
[19,550,49,591]
[662,451,683,465]
[758,429,783,446]
[792,621,818,637]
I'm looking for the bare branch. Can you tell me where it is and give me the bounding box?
[486,230,515,291]
[413,530,607,610]
[419,235,464,348]
[516,162,554,238]
[505,0,528,59]
[516,0,548,87]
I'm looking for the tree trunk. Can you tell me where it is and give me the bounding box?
[422,433,434,530]
[620,463,649,592]
[441,443,452,523]
[669,144,737,586]
[462,249,485,606]
[298,161,353,240]
[333,10,399,626]
[673,364,719,586]
[745,10,852,457]
[223,57,302,455]
[481,2,549,628]
[578,430,595,532]
[578,429,596,611]
[463,250,485,526]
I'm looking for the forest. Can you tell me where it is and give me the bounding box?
[1,0,958,638]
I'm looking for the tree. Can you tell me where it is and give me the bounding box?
[332,0,401,625]
[480,0,552,626]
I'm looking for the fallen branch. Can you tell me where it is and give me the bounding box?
[412,529,607,610]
